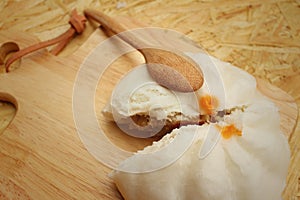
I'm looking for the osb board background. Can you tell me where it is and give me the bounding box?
[0,0,299,199]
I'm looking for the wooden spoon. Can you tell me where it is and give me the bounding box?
[84,9,204,93]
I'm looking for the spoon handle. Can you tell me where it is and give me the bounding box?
[84,9,143,51]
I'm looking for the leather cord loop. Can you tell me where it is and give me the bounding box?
[69,9,86,34]
[5,9,86,72]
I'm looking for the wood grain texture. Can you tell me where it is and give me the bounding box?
[0,29,124,200]
[0,1,299,199]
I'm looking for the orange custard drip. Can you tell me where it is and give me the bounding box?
[216,124,242,139]
[199,95,219,115]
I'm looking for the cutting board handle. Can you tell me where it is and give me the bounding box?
[0,92,18,108]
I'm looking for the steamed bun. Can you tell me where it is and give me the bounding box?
[105,53,290,200]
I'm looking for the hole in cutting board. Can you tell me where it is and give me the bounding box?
[0,93,17,136]
[0,42,21,72]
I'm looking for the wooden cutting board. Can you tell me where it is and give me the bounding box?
[0,19,298,199]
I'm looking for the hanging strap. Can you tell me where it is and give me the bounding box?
[4,9,86,72]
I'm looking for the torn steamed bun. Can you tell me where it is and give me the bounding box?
[102,53,263,137]
[102,52,290,200]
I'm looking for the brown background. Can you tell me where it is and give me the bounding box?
[0,0,299,199]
